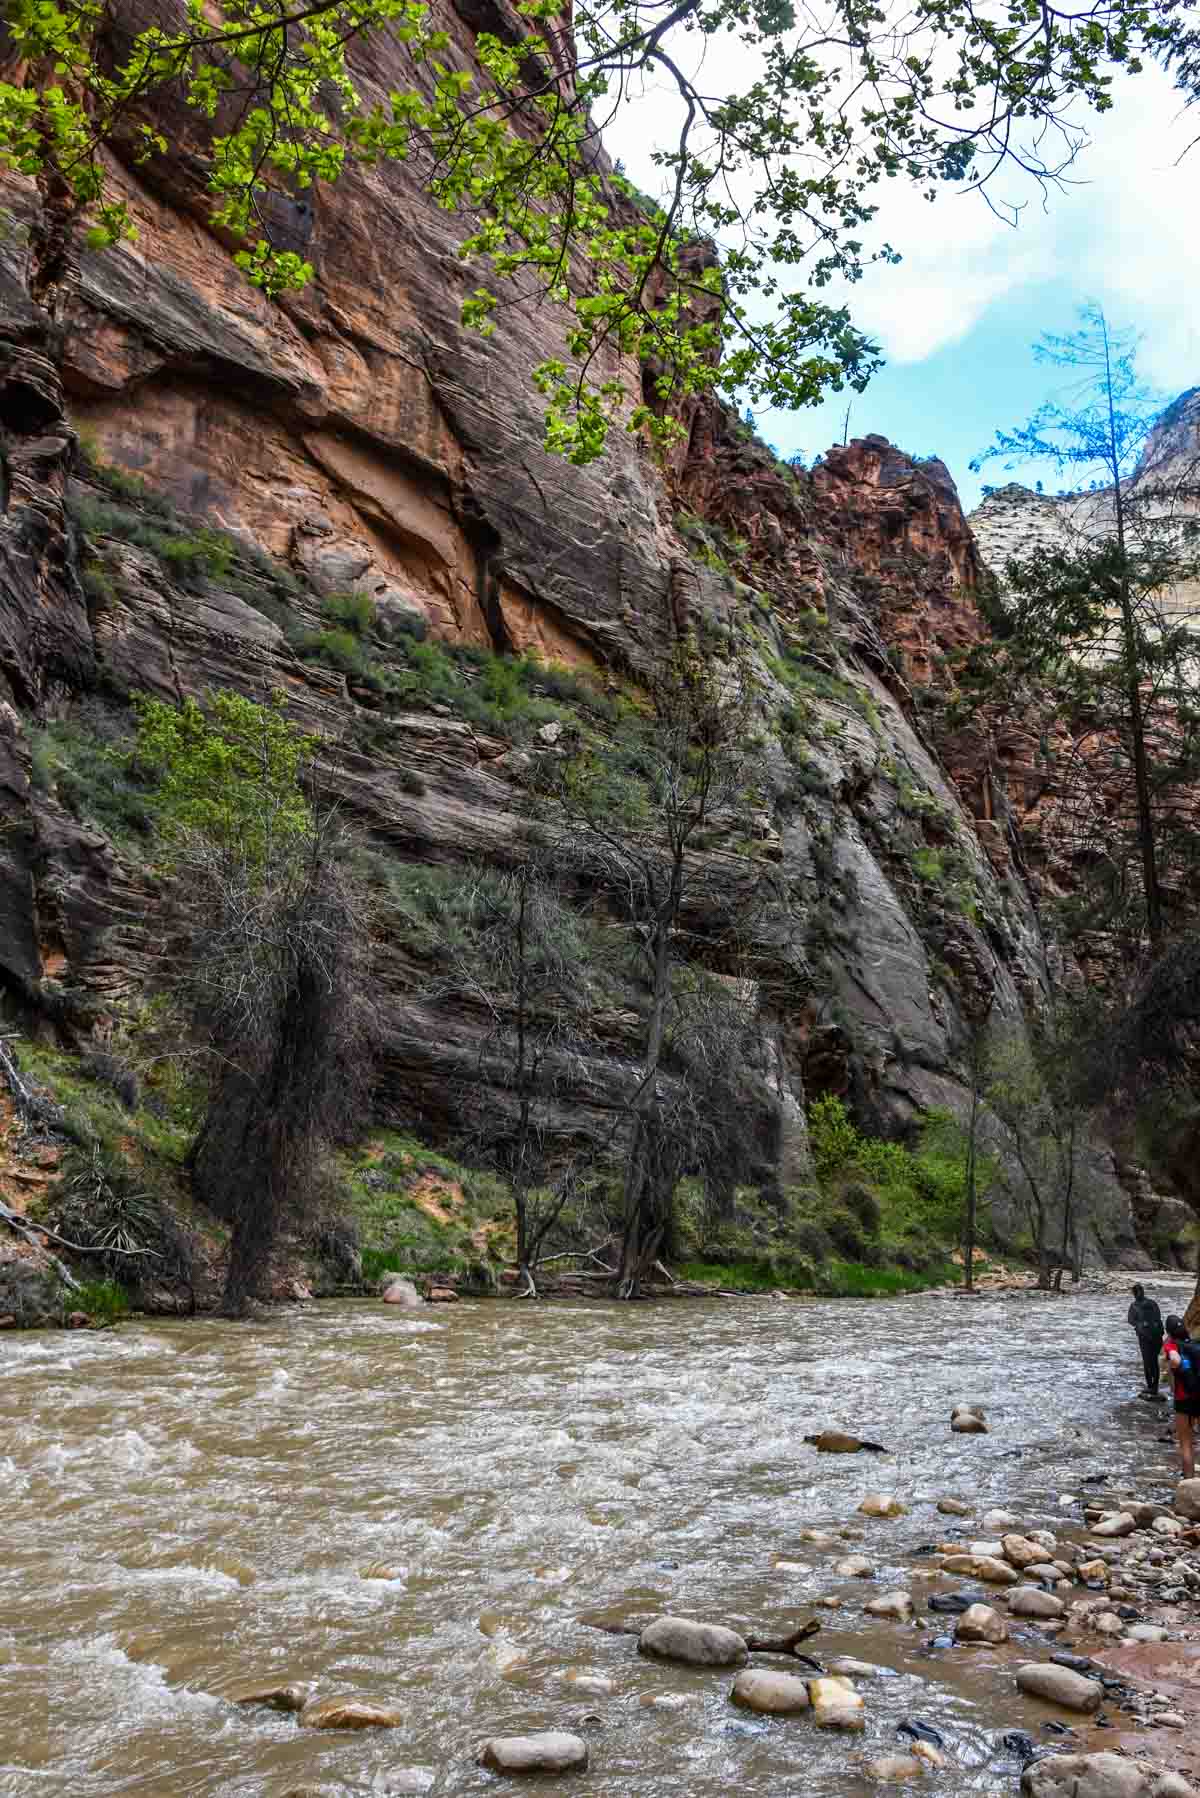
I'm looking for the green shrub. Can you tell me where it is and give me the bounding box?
[71,1278,131,1324]
[29,710,155,843]
[322,590,375,634]
[840,1180,882,1233]
[295,626,374,682]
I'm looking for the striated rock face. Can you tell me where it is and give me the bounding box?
[0,1,1152,1267]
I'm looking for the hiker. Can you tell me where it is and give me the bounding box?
[1127,1283,1165,1398]
[1163,1315,1200,1480]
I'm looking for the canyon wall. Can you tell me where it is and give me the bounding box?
[0,0,1164,1266]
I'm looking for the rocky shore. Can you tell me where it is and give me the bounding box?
[220,1399,1200,1793]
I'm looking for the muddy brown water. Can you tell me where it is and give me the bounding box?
[2,1282,1195,1797]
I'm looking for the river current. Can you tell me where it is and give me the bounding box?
[2,1282,1195,1797]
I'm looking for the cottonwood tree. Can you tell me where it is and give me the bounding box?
[136,688,370,1316]
[968,307,1200,953]
[984,1013,1094,1288]
[541,637,801,1296]
[0,0,1188,459]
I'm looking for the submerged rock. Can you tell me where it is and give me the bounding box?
[937,1498,972,1516]
[805,1431,887,1453]
[864,1754,926,1782]
[859,1493,906,1518]
[951,1405,987,1434]
[229,1679,313,1712]
[638,1615,748,1668]
[1014,1663,1103,1713]
[836,1555,875,1578]
[731,1670,811,1714]
[300,1696,403,1729]
[478,1732,588,1774]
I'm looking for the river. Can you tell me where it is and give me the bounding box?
[2,1282,1195,1797]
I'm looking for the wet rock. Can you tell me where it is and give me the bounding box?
[805,1431,887,1453]
[859,1494,906,1518]
[381,1278,423,1308]
[836,1555,875,1578]
[1008,1587,1066,1620]
[1152,1776,1198,1797]
[951,1405,988,1434]
[561,1671,614,1697]
[808,1675,865,1730]
[929,1593,972,1613]
[1004,1535,1048,1569]
[897,1720,944,1748]
[912,1742,947,1769]
[1019,1752,1153,1797]
[360,1562,405,1580]
[638,1692,690,1710]
[970,1540,1006,1558]
[1124,1624,1168,1642]
[300,1696,403,1729]
[230,1679,313,1712]
[941,1554,1019,1585]
[1014,1663,1104,1713]
[984,1510,1022,1532]
[1092,1612,1125,1637]
[638,1616,748,1668]
[799,1529,839,1547]
[937,1498,972,1516]
[730,1670,812,1714]
[478,1732,588,1774]
[1025,1563,1063,1583]
[1090,1513,1136,1539]
[865,1591,914,1622]
[1076,1559,1110,1585]
[829,1657,887,1678]
[427,1286,458,1303]
[955,1603,1009,1644]
[864,1755,925,1782]
[1152,1516,1185,1537]
[1174,1478,1200,1521]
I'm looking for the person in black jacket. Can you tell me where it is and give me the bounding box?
[1127,1284,1165,1397]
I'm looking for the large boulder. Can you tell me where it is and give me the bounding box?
[638,1616,748,1669]
[1090,1512,1135,1538]
[1173,1478,1200,1521]
[955,1604,1009,1645]
[807,1676,865,1731]
[730,1670,811,1714]
[1003,1534,1047,1569]
[1008,1587,1066,1620]
[381,1277,423,1308]
[1014,1663,1103,1713]
[478,1733,588,1774]
[1020,1752,1153,1797]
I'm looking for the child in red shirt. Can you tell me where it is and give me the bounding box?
[1163,1315,1200,1480]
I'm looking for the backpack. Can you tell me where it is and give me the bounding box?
[1175,1339,1200,1398]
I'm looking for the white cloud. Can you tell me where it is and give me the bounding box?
[604,52,1200,380]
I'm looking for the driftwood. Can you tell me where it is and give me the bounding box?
[743,1620,822,1657]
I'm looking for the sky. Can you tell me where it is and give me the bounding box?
[603,56,1200,511]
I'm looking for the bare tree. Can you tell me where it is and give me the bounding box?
[540,637,803,1297]
[424,858,599,1296]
